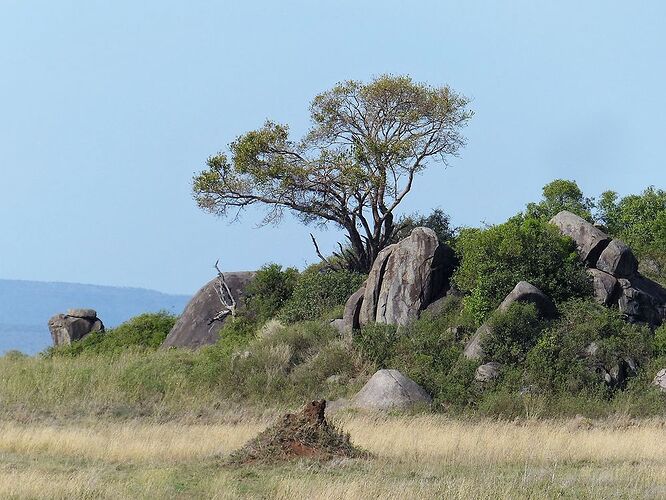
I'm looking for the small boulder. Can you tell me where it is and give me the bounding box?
[549,211,611,266]
[342,285,366,332]
[497,281,557,318]
[352,369,431,411]
[653,369,666,392]
[475,362,501,382]
[596,239,638,278]
[463,323,490,360]
[48,309,104,347]
[588,269,619,306]
[329,318,345,334]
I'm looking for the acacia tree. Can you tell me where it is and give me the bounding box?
[193,75,472,272]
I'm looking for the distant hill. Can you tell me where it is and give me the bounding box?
[0,279,191,355]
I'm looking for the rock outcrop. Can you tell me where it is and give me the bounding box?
[549,211,611,266]
[653,369,666,392]
[464,282,556,360]
[162,272,254,349]
[475,362,501,382]
[352,227,454,328]
[550,210,666,327]
[48,309,104,346]
[342,285,366,332]
[351,369,432,411]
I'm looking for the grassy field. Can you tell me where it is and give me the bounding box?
[2,414,666,499]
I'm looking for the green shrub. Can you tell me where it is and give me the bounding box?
[453,215,592,324]
[525,300,652,394]
[244,263,299,321]
[354,323,400,367]
[482,303,545,365]
[46,312,177,357]
[654,325,666,357]
[280,269,365,323]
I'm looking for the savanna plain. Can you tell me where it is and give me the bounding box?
[1,414,666,499]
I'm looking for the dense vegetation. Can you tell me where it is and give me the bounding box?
[2,179,666,421]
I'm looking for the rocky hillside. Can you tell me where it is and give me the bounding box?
[0,280,189,355]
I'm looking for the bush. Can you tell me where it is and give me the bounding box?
[244,263,299,322]
[653,325,666,357]
[280,269,365,323]
[46,312,177,357]
[525,300,652,394]
[453,215,592,324]
[482,303,546,365]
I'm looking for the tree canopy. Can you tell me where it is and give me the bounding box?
[193,75,472,272]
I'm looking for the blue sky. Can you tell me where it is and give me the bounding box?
[1,1,664,295]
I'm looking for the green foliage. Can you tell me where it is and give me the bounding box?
[46,312,177,358]
[526,179,594,221]
[525,300,652,393]
[596,186,666,282]
[393,208,456,244]
[654,325,666,357]
[483,303,545,365]
[453,215,592,324]
[193,75,472,272]
[245,263,299,321]
[280,269,366,323]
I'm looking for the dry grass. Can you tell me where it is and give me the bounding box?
[2,415,666,498]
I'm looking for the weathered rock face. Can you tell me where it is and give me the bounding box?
[475,362,501,382]
[588,269,619,306]
[464,282,555,360]
[596,239,638,279]
[342,285,366,332]
[357,228,454,327]
[497,281,557,317]
[550,210,666,326]
[48,309,104,346]
[549,211,611,266]
[617,276,666,326]
[162,272,254,349]
[352,369,432,411]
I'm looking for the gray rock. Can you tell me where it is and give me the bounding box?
[66,308,97,319]
[475,362,501,382]
[330,318,345,334]
[463,323,490,360]
[549,211,611,266]
[48,312,105,347]
[588,269,619,306]
[497,281,557,318]
[596,239,638,278]
[464,282,555,360]
[617,275,666,326]
[352,369,432,411]
[162,272,254,349]
[326,374,342,384]
[653,369,666,392]
[343,285,366,332]
[359,228,453,327]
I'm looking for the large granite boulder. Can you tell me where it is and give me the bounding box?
[549,211,611,266]
[48,309,104,346]
[358,227,454,327]
[464,282,555,360]
[596,240,638,279]
[588,269,620,306]
[162,272,254,349]
[351,369,432,411]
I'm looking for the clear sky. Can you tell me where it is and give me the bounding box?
[1,1,665,295]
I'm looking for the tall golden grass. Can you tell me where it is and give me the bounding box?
[2,415,666,498]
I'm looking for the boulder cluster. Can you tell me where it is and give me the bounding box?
[47,308,104,346]
[550,211,666,326]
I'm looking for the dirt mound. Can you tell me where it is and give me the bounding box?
[228,400,368,464]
